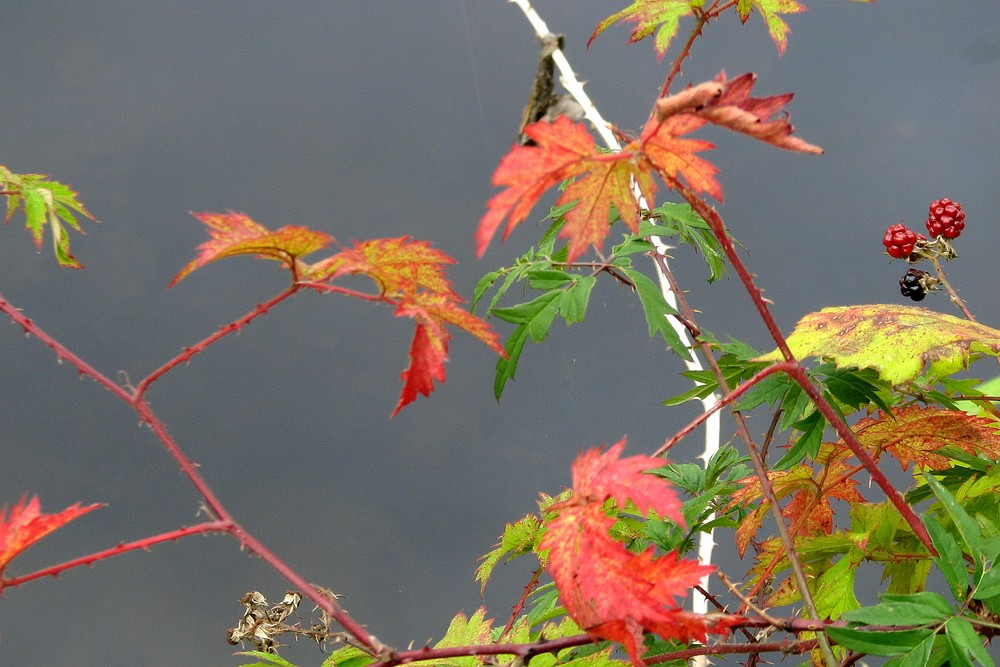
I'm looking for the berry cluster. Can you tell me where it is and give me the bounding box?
[926,198,966,239]
[881,198,966,301]
[898,268,936,302]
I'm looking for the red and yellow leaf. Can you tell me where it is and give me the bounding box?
[0,495,103,575]
[540,440,729,665]
[638,113,722,200]
[756,305,1000,385]
[852,406,1000,471]
[391,292,504,417]
[307,237,458,298]
[727,444,863,557]
[170,211,333,286]
[478,73,819,261]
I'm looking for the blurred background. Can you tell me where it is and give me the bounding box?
[0,1,997,664]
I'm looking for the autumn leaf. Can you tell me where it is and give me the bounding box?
[478,74,818,261]
[307,236,458,299]
[391,290,504,417]
[851,406,1000,472]
[476,116,654,263]
[727,444,863,557]
[0,495,103,576]
[686,71,823,154]
[170,211,334,286]
[736,0,806,56]
[756,305,1000,385]
[540,440,731,665]
[588,0,696,58]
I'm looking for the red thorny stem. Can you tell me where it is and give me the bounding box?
[660,1,738,96]
[675,190,935,554]
[0,288,383,654]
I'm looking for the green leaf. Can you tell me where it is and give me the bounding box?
[1,170,95,268]
[476,514,543,592]
[528,269,573,290]
[237,651,299,667]
[494,323,530,399]
[736,0,806,56]
[925,515,968,599]
[825,626,934,656]
[842,593,952,626]
[589,1,695,58]
[945,616,995,667]
[622,267,690,360]
[812,549,862,619]
[924,473,984,560]
[472,269,503,313]
[557,276,596,324]
[643,202,729,283]
[756,305,1000,385]
[320,645,375,667]
[492,291,562,342]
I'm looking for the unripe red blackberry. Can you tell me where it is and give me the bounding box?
[883,223,922,259]
[926,198,965,239]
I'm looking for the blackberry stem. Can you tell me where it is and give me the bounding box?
[927,255,975,321]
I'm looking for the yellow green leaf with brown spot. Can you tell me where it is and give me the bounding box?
[756,305,1000,385]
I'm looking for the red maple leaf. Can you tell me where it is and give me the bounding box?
[539,440,730,665]
[0,495,103,576]
[391,292,502,416]
[170,211,334,286]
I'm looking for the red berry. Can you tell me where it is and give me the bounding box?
[883,223,921,259]
[926,198,965,239]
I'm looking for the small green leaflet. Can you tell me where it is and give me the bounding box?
[1,166,95,268]
[621,267,689,360]
[490,275,596,399]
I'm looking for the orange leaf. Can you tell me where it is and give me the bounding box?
[540,440,725,664]
[0,495,103,575]
[170,211,333,286]
[391,292,504,417]
[727,444,863,557]
[853,406,1000,471]
[571,440,683,522]
[476,117,653,262]
[638,113,722,201]
[307,237,458,298]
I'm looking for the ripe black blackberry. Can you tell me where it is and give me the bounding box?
[899,268,931,301]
